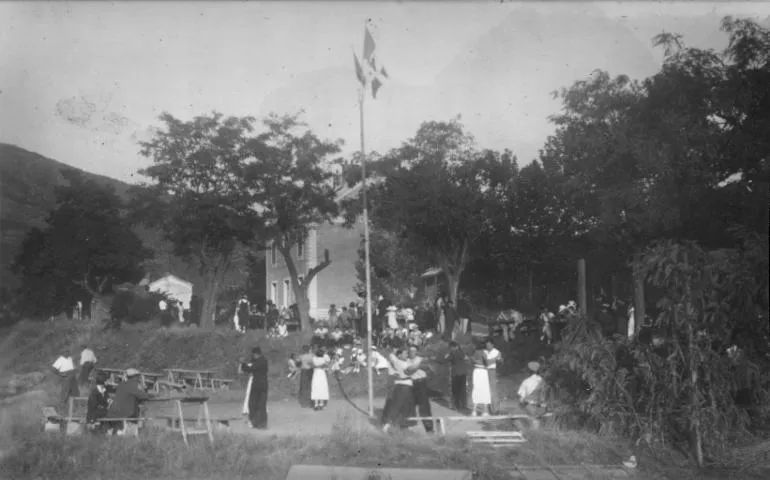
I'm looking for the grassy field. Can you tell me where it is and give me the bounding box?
[2,318,768,480]
[3,389,756,480]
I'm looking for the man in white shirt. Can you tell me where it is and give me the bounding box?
[483,339,503,414]
[517,361,546,418]
[52,348,79,409]
[78,344,98,386]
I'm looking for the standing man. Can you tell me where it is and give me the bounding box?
[78,344,98,388]
[436,295,446,335]
[483,339,503,414]
[407,345,434,433]
[349,302,360,336]
[241,347,269,429]
[51,348,79,411]
[444,341,469,413]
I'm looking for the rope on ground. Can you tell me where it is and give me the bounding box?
[333,371,371,418]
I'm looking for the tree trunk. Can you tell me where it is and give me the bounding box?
[199,279,222,330]
[632,252,646,336]
[199,257,229,330]
[278,239,331,334]
[577,258,587,316]
[296,296,311,333]
[446,271,461,307]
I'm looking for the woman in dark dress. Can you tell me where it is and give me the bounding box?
[381,348,415,433]
[241,347,269,429]
[297,345,314,408]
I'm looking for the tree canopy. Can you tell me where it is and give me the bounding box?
[243,113,343,330]
[132,112,264,328]
[12,170,149,317]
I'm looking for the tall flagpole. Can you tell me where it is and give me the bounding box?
[360,81,375,418]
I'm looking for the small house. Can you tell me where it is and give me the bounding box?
[148,273,193,311]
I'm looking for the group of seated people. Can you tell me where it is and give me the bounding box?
[311,326,359,350]
[85,368,155,435]
[375,326,430,350]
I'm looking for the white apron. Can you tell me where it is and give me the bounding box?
[471,367,491,404]
[242,376,253,415]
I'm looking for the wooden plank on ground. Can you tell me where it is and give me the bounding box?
[285,465,472,480]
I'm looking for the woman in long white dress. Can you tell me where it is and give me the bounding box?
[470,346,491,416]
[310,348,331,411]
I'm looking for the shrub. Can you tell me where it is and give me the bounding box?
[546,237,770,466]
[110,289,169,325]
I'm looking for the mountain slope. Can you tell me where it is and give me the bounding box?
[0,143,250,296]
[0,143,134,288]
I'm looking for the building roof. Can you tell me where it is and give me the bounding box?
[148,273,193,289]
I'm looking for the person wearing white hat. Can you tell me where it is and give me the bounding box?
[517,361,546,419]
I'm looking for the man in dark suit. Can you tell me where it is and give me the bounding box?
[86,376,110,434]
[241,347,269,429]
[106,368,154,434]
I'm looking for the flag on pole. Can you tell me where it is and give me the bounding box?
[354,24,389,99]
[353,52,366,85]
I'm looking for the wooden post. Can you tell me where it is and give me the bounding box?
[632,252,646,336]
[577,259,587,316]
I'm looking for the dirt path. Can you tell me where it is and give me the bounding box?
[145,395,388,436]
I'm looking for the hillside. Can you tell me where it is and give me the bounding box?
[0,144,134,288]
[0,143,250,298]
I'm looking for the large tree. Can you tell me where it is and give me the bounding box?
[243,113,342,332]
[540,16,770,328]
[348,119,513,306]
[132,112,263,329]
[12,170,149,318]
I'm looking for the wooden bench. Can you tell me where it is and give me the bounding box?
[466,430,527,446]
[407,413,554,436]
[41,405,146,436]
[407,416,446,435]
[156,414,239,431]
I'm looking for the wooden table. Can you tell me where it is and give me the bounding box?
[139,372,164,393]
[165,369,216,390]
[146,396,213,446]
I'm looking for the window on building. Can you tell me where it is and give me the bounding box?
[282,279,290,308]
[271,243,277,266]
[297,234,304,259]
[270,282,277,305]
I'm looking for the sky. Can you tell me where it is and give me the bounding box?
[1,1,769,184]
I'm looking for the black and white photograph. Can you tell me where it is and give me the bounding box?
[0,2,768,479]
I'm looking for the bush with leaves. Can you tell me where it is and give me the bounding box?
[546,235,769,465]
[110,289,171,326]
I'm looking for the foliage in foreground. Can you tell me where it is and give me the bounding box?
[546,237,770,466]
